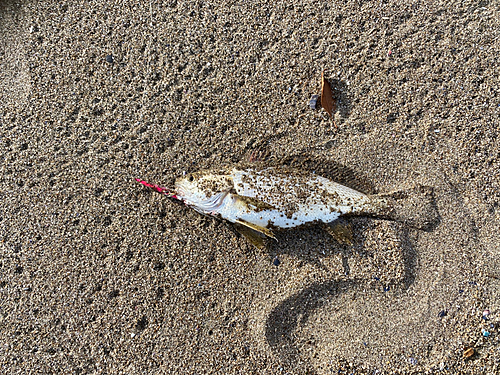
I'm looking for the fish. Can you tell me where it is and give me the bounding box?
[136,165,437,248]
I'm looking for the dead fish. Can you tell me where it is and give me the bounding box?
[136,165,436,248]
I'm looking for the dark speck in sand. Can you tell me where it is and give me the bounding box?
[106,54,114,63]
[438,310,447,318]
[152,261,165,271]
[273,257,280,266]
[108,290,120,299]
[136,316,148,331]
[156,287,165,300]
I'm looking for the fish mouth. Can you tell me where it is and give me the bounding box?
[175,186,185,197]
[173,180,188,198]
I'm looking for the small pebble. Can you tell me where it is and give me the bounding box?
[273,257,280,266]
[309,94,320,110]
[106,54,114,63]
[438,310,447,318]
[482,329,490,337]
[483,309,490,317]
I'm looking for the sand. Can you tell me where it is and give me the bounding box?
[1,0,499,373]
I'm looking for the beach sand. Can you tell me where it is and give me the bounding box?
[1,0,499,373]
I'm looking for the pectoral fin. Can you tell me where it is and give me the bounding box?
[235,218,277,240]
[233,223,267,249]
[323,221,353,245]
[234,194,276,212]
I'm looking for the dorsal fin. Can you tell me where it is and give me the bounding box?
[272,155,375,194]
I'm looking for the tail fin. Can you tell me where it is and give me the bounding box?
[370,185,439,231]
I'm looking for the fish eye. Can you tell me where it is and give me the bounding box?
[188,175,194,182]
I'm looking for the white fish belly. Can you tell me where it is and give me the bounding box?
[221,203,342,228]
[216,168,373,229]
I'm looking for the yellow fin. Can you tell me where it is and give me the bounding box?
[323,221,353,245]
[233,223,267,249]
[234,194,276,212]
[235,218,277,240]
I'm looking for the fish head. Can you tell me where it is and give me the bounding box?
[174,169,234,212]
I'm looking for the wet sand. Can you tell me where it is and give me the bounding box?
[1,0,499,373]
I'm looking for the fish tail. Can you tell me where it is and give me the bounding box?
[369,185,439,231]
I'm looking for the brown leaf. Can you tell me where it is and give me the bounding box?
[321,71,336,118]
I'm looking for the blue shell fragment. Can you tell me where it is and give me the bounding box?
[309,94,320,110]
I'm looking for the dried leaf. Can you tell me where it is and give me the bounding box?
[321,71,336,118]
[463,347,474,359]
